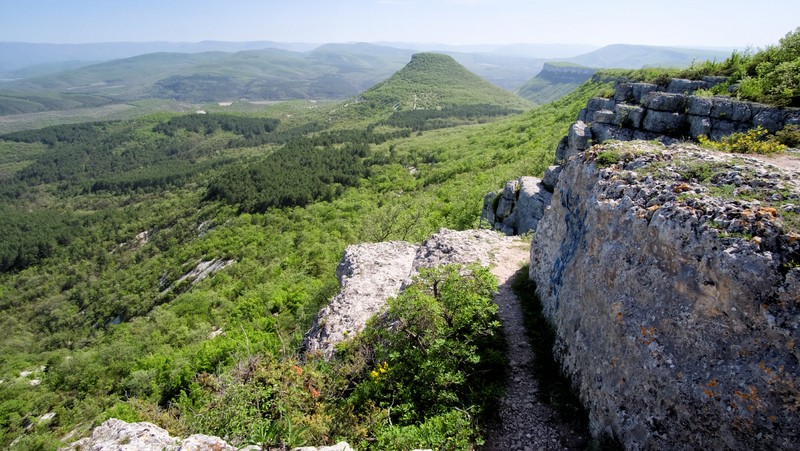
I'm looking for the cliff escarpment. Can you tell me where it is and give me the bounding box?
[486,77,800,449]
[531,141,799,450]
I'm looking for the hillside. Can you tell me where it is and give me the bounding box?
[517,62,597,104]
[0,53,607,447]
[0,45,544,117]
[351,53,534,115]
[565,43,731,69]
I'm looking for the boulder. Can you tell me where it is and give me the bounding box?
[542,165,562,192]
[666,78,708,94]
[630,83,658,104]
[613,104,644,129]
[687,96,713,116]
[514,177,552,235]
[642,92,687,112]
[641,110,687,135]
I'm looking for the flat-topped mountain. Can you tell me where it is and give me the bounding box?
[517,62,597,104]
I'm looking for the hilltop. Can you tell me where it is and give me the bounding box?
[517,62,597,104]
[346,53,534,117]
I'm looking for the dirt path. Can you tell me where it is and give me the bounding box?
[484,239,588,451]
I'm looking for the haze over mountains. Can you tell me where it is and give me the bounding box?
[0,40,731,120]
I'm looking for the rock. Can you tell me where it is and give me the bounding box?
[542,165,562,192]
[62,419,180,451]
[171,259,235,289]
[590,123,633,143]
[554,136,569,163]
[530,142,800,450]
[642,110,687,135]
[688,115,712,138]
[592,109,616,124]
[293,442,353,451]
[179,434,236,450]
[613,83,634,103]
[667,78,708,94]
[586,97,616,116]
[613,104,644,129]
[514,178,552,235]
[559,121,592,163]
[302,241,418,359]
[630,83,658,104]
[753,109,785,132]
[642,92,687,112]
[412,228,517,271]
[482,191,498,226]
[62,418,353,451]
[303,229,518,359]
[687,96,713,116]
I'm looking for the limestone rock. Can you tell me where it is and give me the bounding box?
[642,92,687,112]
[542,165,562,192]
[530,141,800,450]
[515,178,552,235]
[62,419,181,451]
[641,110,686,135]
[303,229,517,360]
[294,442,354,451]
[666,78,707,94]
[302,241,418,359]
[560,120,592,163]
[63,418,352,451]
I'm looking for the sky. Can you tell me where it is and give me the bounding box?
[1,0,798,49]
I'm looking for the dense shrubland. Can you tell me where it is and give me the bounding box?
[0,72,606,449]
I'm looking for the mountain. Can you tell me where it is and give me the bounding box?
[356,52,534,113]
[443,52,545,90]
[0,44,545,117]
[0,41,320,74]
[517,62,597,104]
[564,44,731,68]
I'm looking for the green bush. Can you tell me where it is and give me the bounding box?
[698,126,787,154]
[341,264,505,448]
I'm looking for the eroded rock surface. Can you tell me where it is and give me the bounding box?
[302,241,418,359]
[530,141,800,450]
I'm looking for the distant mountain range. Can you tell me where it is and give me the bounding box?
[0,41,734,116]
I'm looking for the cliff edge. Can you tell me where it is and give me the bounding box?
[531,140,799,450]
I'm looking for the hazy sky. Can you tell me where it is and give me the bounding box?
[1,0,798,49]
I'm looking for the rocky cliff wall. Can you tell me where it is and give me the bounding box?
[485,77,800,237]
[556,78,800,163]
[530,141,800,450]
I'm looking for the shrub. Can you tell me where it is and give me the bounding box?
[775,124,800,147]
[698,127,787,154]
[341,263,505,448]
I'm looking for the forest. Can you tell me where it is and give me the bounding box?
[0,71,607,449]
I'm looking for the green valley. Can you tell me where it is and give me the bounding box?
[0,51,605,449]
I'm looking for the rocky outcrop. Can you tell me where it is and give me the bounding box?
[62,418,354,451]
[530,141,800,450]
[302,229,518,359]
[62,419,235,450]
[301,241,418,359]
[481,176,553,235]
[556,79,800,163]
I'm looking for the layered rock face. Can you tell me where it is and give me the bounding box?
[555,78,800,163]
[530,141,800,450]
